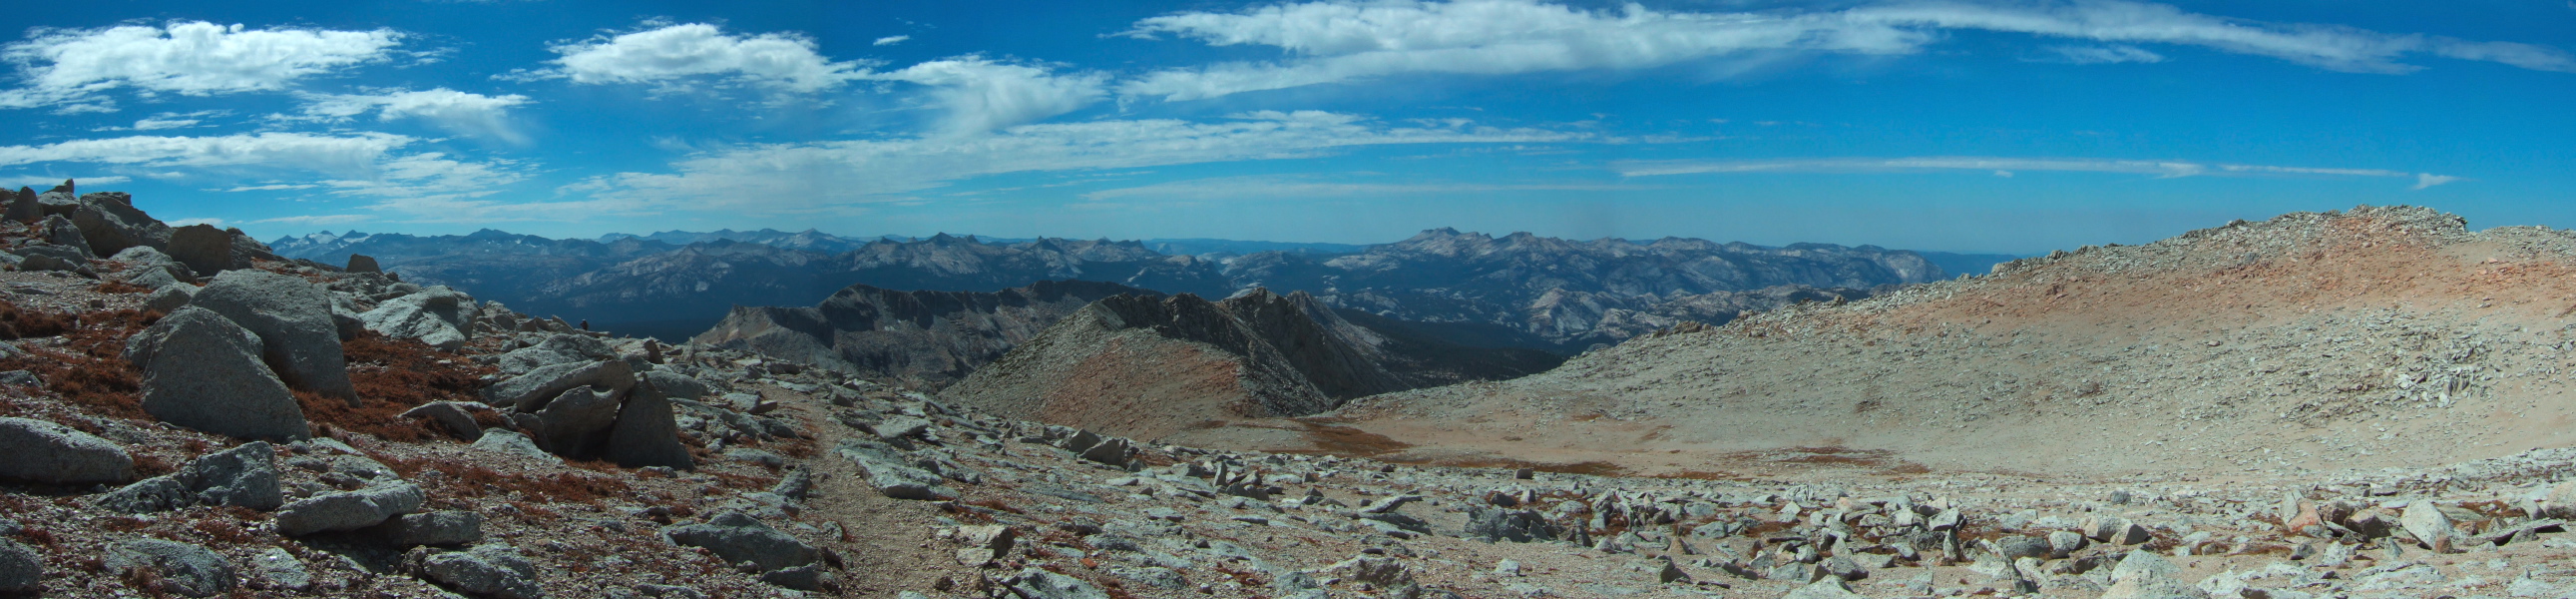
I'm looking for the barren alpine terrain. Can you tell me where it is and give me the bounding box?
[8,190,2576,599]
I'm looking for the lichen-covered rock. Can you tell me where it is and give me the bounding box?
[0,537,40,594]
[192,270,356,401]
[531,385,621,458]
[97,441,280,512]
[481,359,633,411]
[497,334,616,376]
[385,511,485,546]
[0,416,132,484]
[409,543,544,599]
[123,306,308,440]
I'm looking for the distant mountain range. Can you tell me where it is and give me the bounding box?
[271,228,2017,347]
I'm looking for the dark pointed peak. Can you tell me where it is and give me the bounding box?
[929,232,960,244]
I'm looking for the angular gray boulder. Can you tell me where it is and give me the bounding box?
[123,306,308,440]
[360,287,475,351]
[408,543,544,599]
[0,416,132,484]
[70,192,168,257]
[166,224,237,277]
[105,538,235,598]
[532,386,621,457]
[481,359,632,410]
[274,481,424,536]
[345,254,380,274]
[496,333,616,376]
[403,401,485,441]
[662,511,819,572]
[0,537,38,595]
[98,441,281,512]
[606,375,694,469]
[11,244,90,274]
[144,284,197,313]
[385,511,485,546]
[2,187,34,224]
[36,215,90,258]
[192,270,356,401]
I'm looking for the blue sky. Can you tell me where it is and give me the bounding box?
[0,0,2569,254]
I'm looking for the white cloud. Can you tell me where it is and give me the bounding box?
[291,88,533,142]
[0,132,531,208]
[586,111,1586,212]
[874,35,911,46]
[0,21,403,109]
[165,217,224,228]
[876,58,1107,135]
[0,175,128,188]
[218,183,322,192]
[2046,45,2163,64]
[1614,156,2455,189]
[536,23,870,93]
[1116,0,2576,101]
[2411,173,2463,190]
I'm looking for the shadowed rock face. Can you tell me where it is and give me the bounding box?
[937,288,1562,440]
[693,280,1153,389]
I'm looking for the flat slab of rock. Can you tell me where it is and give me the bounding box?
[662,511,820,572]
[409,543,544,599]
[0,416,132,484]
[123,306,308,440]
[481,359,633,411]
[275,481,424,536]
[192,270,356,401]
[384,511,484,546]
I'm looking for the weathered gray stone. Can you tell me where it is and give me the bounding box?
[605,377,693,470]
[1005,567,1111,599]
[481,359,633,411]
[192,270,355,401]
[873,415,933,441]
[404,401,485,441]
[105,538,235,597]
[758,564,834,591]
[12,243,90,274]
[345,254,380,274]
[0,537,39,595]
[2401,502,2456,551]
[1463,509,1560,543]
[144,284,197,313]
[96,475,194,512]
[37,215,90,258]
[70,192,168,257]
[2,187,35,224]
[123,306,308,440]
[839,441,955,500]
[180,441,282,510]
[466,430,556,463]
[248,547,310,591]
[661,511,819,572]
[274,481,425,536]
[1080,436,1131,466]
[410,544,544,599]
[360,287,475,351]
[0,416,132,483]
[386,511,485,546]
[533,386,621,458]
[639,371,707,400]
[167,225,236,276]
[497,334,616,376]
[1781,577,1867,599]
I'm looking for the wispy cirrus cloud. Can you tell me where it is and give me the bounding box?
[285,88,534,142]
[521,22,872,93]
[1116,0,2576,102]
[1081,175,1642,201]
[1613,156,2461,189]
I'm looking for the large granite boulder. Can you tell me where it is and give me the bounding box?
[662,511,819,572]
[70,192,169,257]
[191,270,356,402]
[123,306,308,440]
[531,386,621,458]
[0,416,132,483]
[496,334,616,376]
[275,481,424,536]
[166,224,236,276]
[105,538,235,597]
[97,441,282,512]
[481,359,632,410]
[360,287,476,351]
[2,187,35,224]
[605,375,694,469]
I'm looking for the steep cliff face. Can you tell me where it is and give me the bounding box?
[691,280,1149,389]
[937,289,1563,440]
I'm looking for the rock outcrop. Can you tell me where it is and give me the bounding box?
[693,280,1151,388]
[192,270,358,401]
[124,306,308,440]
[0,416,133,484]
